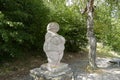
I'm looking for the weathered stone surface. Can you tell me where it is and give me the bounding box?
[30,23,74,80]
[30,63,74,80]
[109,58,120,67]
[43,22,65,69]
[41,63,68,72]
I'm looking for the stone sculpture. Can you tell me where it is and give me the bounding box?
[30,22,73,80]
[43,22,65,71]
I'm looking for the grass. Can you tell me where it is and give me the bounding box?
[96,45,120,58]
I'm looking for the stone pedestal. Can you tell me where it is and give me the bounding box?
[30,63,74,80]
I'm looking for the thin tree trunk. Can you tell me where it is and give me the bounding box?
[87,12,97,69]
[87,0,97,69]
[83,0,97,69]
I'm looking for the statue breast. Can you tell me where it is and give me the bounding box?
[43,33,65,52]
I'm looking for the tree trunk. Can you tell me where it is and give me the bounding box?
[86,0,97,69]
[87,12,97,69]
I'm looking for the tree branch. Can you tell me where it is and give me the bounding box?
[82,0,94,14]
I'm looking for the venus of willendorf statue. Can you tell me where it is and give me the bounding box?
[30,22,73,80]
[43,22,65,71]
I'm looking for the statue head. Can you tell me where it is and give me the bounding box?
[47,22,60,33]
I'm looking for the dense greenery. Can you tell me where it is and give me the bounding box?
[94,0,120,52]
[0,0,120,59]
[0,0,49,58]
[44,0,87,52]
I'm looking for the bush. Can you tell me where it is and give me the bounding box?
[0,0,49,58]
[0,11,32,57]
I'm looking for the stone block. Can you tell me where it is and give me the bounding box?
[30,63,74,80]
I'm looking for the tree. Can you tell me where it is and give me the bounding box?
[82,0,97,69]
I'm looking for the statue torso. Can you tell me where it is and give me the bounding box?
[43,31,65,52]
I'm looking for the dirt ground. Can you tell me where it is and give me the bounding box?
[1,51,120,80]
[0,51,87,80]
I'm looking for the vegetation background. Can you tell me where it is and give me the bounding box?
[0,0,120,60]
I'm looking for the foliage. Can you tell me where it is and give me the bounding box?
[0,0,120,59]
[0,0,49,58]
[0,11,33,57]
[44,0,87,52]
[94,0,120,52]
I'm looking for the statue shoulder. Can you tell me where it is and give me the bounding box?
[45,32,53,40]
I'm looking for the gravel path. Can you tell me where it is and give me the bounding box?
[7,57,120,80]
[70,57,120,80]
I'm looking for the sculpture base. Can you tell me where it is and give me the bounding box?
[30,63,74,80]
